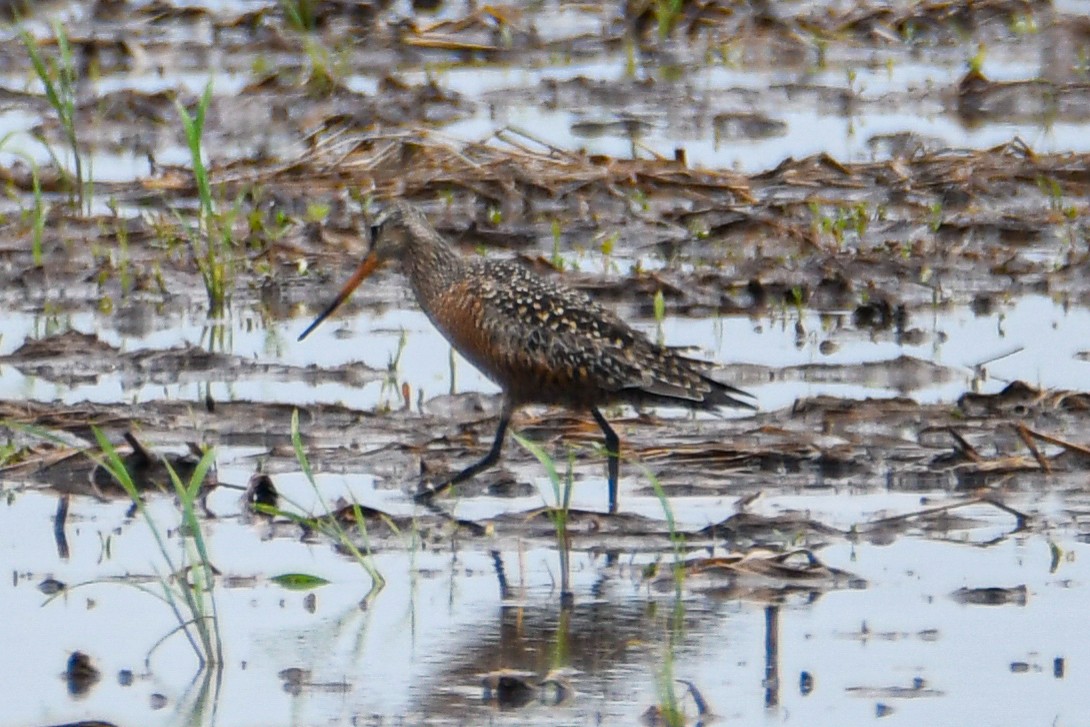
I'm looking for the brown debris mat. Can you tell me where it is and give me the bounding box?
[1,380,1084,547]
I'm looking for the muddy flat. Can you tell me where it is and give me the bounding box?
[2,1,1090,725]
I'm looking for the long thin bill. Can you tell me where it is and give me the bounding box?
[297,253,382,341]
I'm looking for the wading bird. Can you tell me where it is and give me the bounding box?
[298,201,755,513]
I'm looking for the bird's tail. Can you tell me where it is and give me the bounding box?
[628,352,757,411]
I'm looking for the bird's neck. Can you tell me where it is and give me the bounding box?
[401,229,465,304]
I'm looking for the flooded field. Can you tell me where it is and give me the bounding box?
[2,0,1090,725]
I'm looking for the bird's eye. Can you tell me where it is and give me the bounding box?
[369,224,380,244]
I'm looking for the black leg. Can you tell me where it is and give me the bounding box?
[591,407,620,514]
[415,406,511,503]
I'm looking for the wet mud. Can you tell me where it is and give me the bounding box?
[2,1,1090,725]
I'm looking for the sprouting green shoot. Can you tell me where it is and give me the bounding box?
[20,22,84,212]
[176,82,235,315]
[305,201,331,223]
[653,289,666,345]
[654,0,684,38]
[928,200,944,232]
[968,43,986,74]
[30,159,45,267]
[177,83,214,230]
[512,431,568,512]
[279,0,317,31]
[551,218,564,270]
[653,289,666,322]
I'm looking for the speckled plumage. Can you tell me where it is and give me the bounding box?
[299,201,756,513]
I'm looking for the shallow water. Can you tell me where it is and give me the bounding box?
[3,1,1090,725]
[1,293,1085,412]
[3,484,1087,725]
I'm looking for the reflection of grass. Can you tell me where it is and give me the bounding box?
[511,434,691,722]
[378,330,409,412]
[512,429,688,600]
[646,471,686,727]
[634,466,695,726]
[92,429,223,667]
[654,640,684,726]
[20,22,85,213]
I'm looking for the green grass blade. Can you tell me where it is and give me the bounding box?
[271,573,330,590]
[633,461,685,598]
[163,449,223,664]
[12,422,218,665]
[20,23,84,210]
[511,431,562,500]
[290,409,385,590]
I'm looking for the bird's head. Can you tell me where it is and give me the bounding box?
[367,200,430,263]
[297,201,428,341]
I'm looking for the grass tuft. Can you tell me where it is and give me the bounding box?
[20,22,85,213]
[10,420,225,670]
[91,428,223,668]
[289,409,386,600]
[176,82,236,316]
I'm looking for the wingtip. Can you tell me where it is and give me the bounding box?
[708,381,758,411]
[721,393,759,411]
